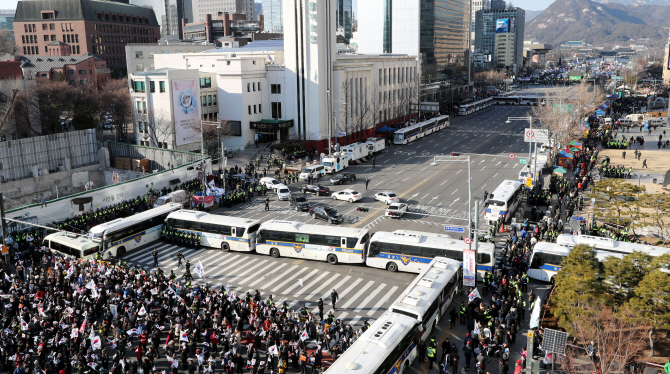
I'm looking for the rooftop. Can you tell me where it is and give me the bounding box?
[14,0,159,25]
[133,67,179,76]
[201,39,284,54]
[18,53,103,72]
[0,61,23,80]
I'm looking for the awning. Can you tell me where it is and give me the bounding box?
[250,119,294,131]
[376,125,398,132]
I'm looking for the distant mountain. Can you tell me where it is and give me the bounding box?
[594,0,670,5]
[525,10,544,22]
[525,0,670,45]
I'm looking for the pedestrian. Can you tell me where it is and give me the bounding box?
[152,248,158,267]
[365,178,370,190]
[372,157,376,168]
[330,289,339,311]
[622,151,626,159]
[176,250,184,268]
[265,197,270,211]
[463,341,472,368]
[418,340,427,362]
[643,159,648,168]
[449,308,457,329]
[318,298,324,320]
[41,198,47,208]
[428,341,437,368]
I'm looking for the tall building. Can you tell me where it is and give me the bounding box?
[474,7,525,71]
[261,0,283,33]
[191,0,254,23]
[13,0,160,70]
[335,0,352,44]
[0,10,15,31]
[357,0,471,86]
[129,0,183,38]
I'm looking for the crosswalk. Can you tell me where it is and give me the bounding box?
[224,197,362,225]
[121,242,410,329]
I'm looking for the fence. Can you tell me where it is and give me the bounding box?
[0,129,98,183]
[105,141,205,171]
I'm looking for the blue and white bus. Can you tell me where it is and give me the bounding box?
[393,116,449,145]
[165,210,261,252]
[365,230,495,276]
[484,180,523,225]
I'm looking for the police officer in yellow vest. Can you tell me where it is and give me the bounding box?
[427,338,437,368]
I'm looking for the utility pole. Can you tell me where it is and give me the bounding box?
[0,193,8,273]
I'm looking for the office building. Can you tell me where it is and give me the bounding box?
[124,40,214,75]
[261,0,283,33]
[182,13,263,42]
[474,7,524,71]
[129,0,183,38]
[18,53,111,90]
[13,0,159,70]
[0,10,15,31]
[336,0,352,44]
[357,0,471,86]
[191,0,254,23]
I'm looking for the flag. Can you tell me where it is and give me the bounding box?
[85,280,98,298]
[196,353,204,365]
[4,273,11,283]
[268,345,278,356]
[66,267,74,278]
[126,328,139,336]
[59,337,66,345]
[468,288,481,303]
[20,319,28,331]
[79,320,87,334]
[91,336,101,350]
[300,331,309,341]
[180,330,189,342]
[108,338,117,348]
[71,327,79,339]
[194,260,205,278]
[166,355,179,368]
[87,363,97,369]
[138,306,147,316]
[298,279,303,287]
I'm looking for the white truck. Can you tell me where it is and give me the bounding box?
[155,190,188,207]
[366,137,385,154]
[320,152,349,174]
[341,143,369,164]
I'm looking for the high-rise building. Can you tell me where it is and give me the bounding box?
[13,0,160,70]
[191,0,254,23]
[335,0,352,44]
[357,0,471,86]
[474,7,525,71]
[0,10,15,31]
[261,0,283,33]
[130,0,183,38]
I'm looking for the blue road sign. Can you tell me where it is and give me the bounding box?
[444,226,465,233]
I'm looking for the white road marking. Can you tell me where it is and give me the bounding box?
[451,189,459,195]
[441,179,449,185]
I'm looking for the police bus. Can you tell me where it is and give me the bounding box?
[528,241,626,283]
[164,210,261,252]
[88,203,182,257]
[365,230,495,275]
[43,232,101,259]
[484,180,523,224]
[255,220,369,264]
[389,257,461,339]
[393,116,449,145]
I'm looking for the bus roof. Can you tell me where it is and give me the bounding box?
[167,210,260,227]
[44,232,99,250]
[390,257,461,320]
[260,220,367,237]
[556,234,670,257]
[324,312,418,374]
[489,180,523,203]
[371,231,496,254]
[394,118,437,134]
[89,203,182,235]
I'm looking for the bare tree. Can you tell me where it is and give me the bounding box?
[0,30,15,56]
[186,116,236,161]
[349,79,374,141]
[98,79,132,139]
[0,78,24,134]
[137,109,174,148]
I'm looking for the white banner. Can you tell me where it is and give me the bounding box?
[172,80,200,146]
[529,297,542,329]
[463,249,476,287]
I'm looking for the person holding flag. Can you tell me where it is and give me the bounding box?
[194,260,206,279]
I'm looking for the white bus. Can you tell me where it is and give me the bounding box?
[458,103,475,115]
[365,230,495,275]
[165,210,261,252]
[88,203,182,257]
[255,220,370,264]
[324,311,420,374]
[389,257,461,339]
[555,234,670,258]
[484,180,523,224]
[43,232,102,259]
[528,241,625,283]
[393,116,449,145]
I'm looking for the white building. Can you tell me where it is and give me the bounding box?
[125,41,215,75]
[191,0,254,23]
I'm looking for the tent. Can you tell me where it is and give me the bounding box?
[595,109,606,117]
[568,140,583,150]
[376,125,397,132]
[608,94,618,99]
[553,167,567,175]
[556,150,574,168]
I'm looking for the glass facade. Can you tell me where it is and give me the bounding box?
[0,10,15,31]
[130,0,182,37]
[474,8,524,70]
[382,0,392,53]
[419,0,471,84]
[261,0,283,33]
[336,0,353,44]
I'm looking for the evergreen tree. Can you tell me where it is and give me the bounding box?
[627,269,670,356]
[552,244,605,332]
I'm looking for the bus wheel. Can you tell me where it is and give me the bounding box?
[550,276,555,286]
[270,248,280,258]
[386,262,398,272]
[221,243,230,252]
[117,247,126,257]
[327,254,338,265]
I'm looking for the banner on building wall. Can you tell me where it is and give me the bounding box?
[463,248,476,287]
[496,19,509,33]
[172,80,201,146]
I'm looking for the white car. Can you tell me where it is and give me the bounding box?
[260,177,282,191]
[385,203,408,218]
[331,189,362,203]
[275,184,291,201]
[374,191,399,205]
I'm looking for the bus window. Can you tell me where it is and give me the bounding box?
[346,237,358,248]
[477,252,491,264]
[369,242,380,256]
[235,227,245,237]
[256,230,265,243]
[531,253,543,269]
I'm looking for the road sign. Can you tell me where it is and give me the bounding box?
[526,178,532,187]
[519,158,527,164]
[524,128,549,143]
[463,237,472,245]
[337,132,346,137]
[508,153,516,160]
[444,226,465,233]
[542,329,569,355]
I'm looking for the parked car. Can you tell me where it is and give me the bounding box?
[385,203,408,218]
[331,189,362,203]
[374,191,399,205]
[329,172,356,185]
[103,122,113,130]
[275,185,291,201]
[310,205,343,224]
[289,195,311,211]
[300,184,330,196]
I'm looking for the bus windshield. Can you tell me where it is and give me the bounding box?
[321,161,333,167]
[394,132,404,141]
[487,200,505,207]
